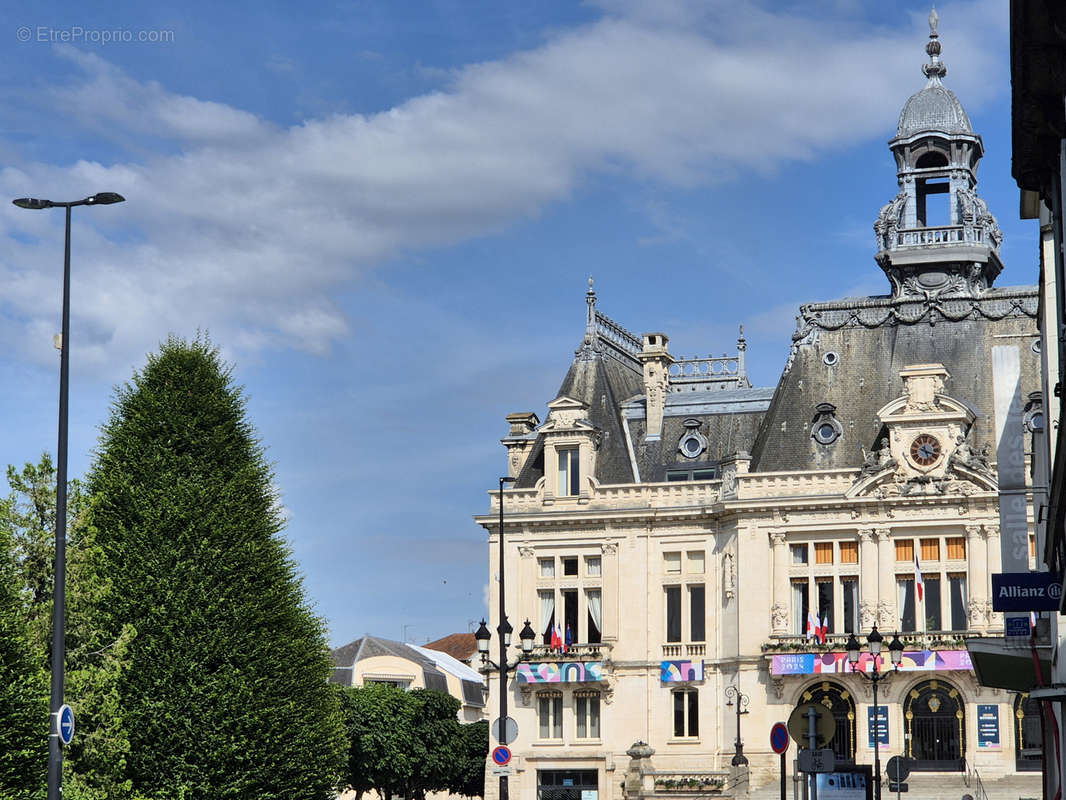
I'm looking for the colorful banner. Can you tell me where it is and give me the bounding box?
[771,650,972,676]
[867,705,888,747]
[977,704,1000,749]
[516,661,604,683]
[661,660,704,682]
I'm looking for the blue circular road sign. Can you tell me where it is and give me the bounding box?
[770,721,789,755]
[492,745,512,766]
[57,704,75,746]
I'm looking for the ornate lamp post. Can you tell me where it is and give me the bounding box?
[12,191,125,800]
[725,684,750,766]
[846,628,904,800]
[474,475,537,800]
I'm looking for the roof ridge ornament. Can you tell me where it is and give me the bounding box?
[922,7,947,83]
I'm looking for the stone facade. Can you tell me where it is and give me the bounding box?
[474,17,1044,800]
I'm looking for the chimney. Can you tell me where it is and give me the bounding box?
[639,333,671,441]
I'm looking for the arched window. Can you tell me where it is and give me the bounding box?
[916,151,948,168]
[904,679,964,771]
[1014,693,1043,772]
[798,681,856,762]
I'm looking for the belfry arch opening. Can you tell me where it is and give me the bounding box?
[916,151,949,169]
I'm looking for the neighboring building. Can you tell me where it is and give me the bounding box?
[426,632,481,667]
[1007,3,1066,800]
[476,15,1044,800]
[330,634,487,722]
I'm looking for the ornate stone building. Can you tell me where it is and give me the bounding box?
[476,16,1043,800]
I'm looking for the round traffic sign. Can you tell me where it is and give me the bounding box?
[886,756,911,782]
[770,721,790,754]
[57,704,75,746]
[492,716,519,744]
[492,745,512,766]
[787,703,835,748]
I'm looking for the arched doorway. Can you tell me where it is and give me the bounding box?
[1014,693,1042,772]
[904,679,964,771]
[798,681,856,763]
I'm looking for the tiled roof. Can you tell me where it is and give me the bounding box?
[423,633,477,663]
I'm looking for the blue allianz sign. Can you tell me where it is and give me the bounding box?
[991,572,1063,612]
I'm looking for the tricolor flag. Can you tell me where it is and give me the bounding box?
[806,611,817,641]
[550,625,561,651]
[914,550,924,602]
[819,615,830,645]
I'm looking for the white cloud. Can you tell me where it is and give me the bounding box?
[0,1,1007,374]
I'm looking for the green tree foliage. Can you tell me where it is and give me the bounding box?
[3,454,86,660]
[452,720,489,798]
[335,683,415,799]
[78,336,344,799]
[335,685,487,800]
[0,519,48,799]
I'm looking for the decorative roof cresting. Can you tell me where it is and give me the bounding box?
[896,8,972,138]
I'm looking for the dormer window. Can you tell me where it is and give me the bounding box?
[811,403,843,446]
[557,447,580,496]
[678,419,707,460]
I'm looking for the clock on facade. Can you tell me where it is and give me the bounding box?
[909,433,942,466]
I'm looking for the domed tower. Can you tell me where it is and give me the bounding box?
[874,9,1003,298]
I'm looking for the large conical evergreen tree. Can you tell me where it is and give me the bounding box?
[81,336,344,799]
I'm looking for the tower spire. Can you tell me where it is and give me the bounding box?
[922,7,947,83]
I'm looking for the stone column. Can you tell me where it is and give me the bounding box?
[875,528,895,629]
[770,532,789,634]
[965,525,987,632]
[984,523,1002,628]
[858,529,877,629]
[602,541,619,642]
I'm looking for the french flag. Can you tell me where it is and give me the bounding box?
[819,615,830,644]
[550,625,561,651]
[914,550,924,603]
[806,611,817,641]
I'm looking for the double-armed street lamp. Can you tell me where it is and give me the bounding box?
[475,475,537,800]
[12,192,125,800]
[845,627,905,800]
[725,684,750,767]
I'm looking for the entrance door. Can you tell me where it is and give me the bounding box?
[905,680,964,771]
[538,770,598,800]
[1015,693,1043,772]
[797,681,856,763]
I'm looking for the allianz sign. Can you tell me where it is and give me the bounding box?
[991,572,1064,611]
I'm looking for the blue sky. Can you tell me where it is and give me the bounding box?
[0,0,1037,647]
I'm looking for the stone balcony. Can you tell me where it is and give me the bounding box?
[661,642,707,659]
[527,641,612,662]
[762,631,970,654]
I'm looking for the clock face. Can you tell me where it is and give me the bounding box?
[909,433,941,467]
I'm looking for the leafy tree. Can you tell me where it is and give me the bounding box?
[408,689,463,800]
[0,517,48,798]
[77,336,345,799]
[452,720,488,798]
[335,683,415,799]
[3,454,86,661]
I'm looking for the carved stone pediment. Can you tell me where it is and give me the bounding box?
[541,396,594,432]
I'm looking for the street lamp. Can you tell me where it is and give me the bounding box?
[725,684,750,766]
[846,627,904,800]
[13,191,125,800]
[477,475,538,800]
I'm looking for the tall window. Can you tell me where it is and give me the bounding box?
[791,544,808,565]
[689,586,706,642]
[665,586,682,642]
[792,580,809,635]
[895,539,914,562]
[924,577,942,631]
[946,537,966,561]
[842,579,858,633]
[673,689,699,738]
[575,692,601,739]
[816,579,834,632]
[839,542,859,564]
[815,542,834,564]
[949,575,967,630]
[898,578,916,632]
[557,448,579,496]
[539,590,555,645]
[538,694,562,739]
[586,589,602,643]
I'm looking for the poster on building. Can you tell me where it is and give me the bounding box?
[660,660,704,682]
[771,650,972,676]
[977,704,1000,749]
[516,661,604,683]
[867,706,888,748]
